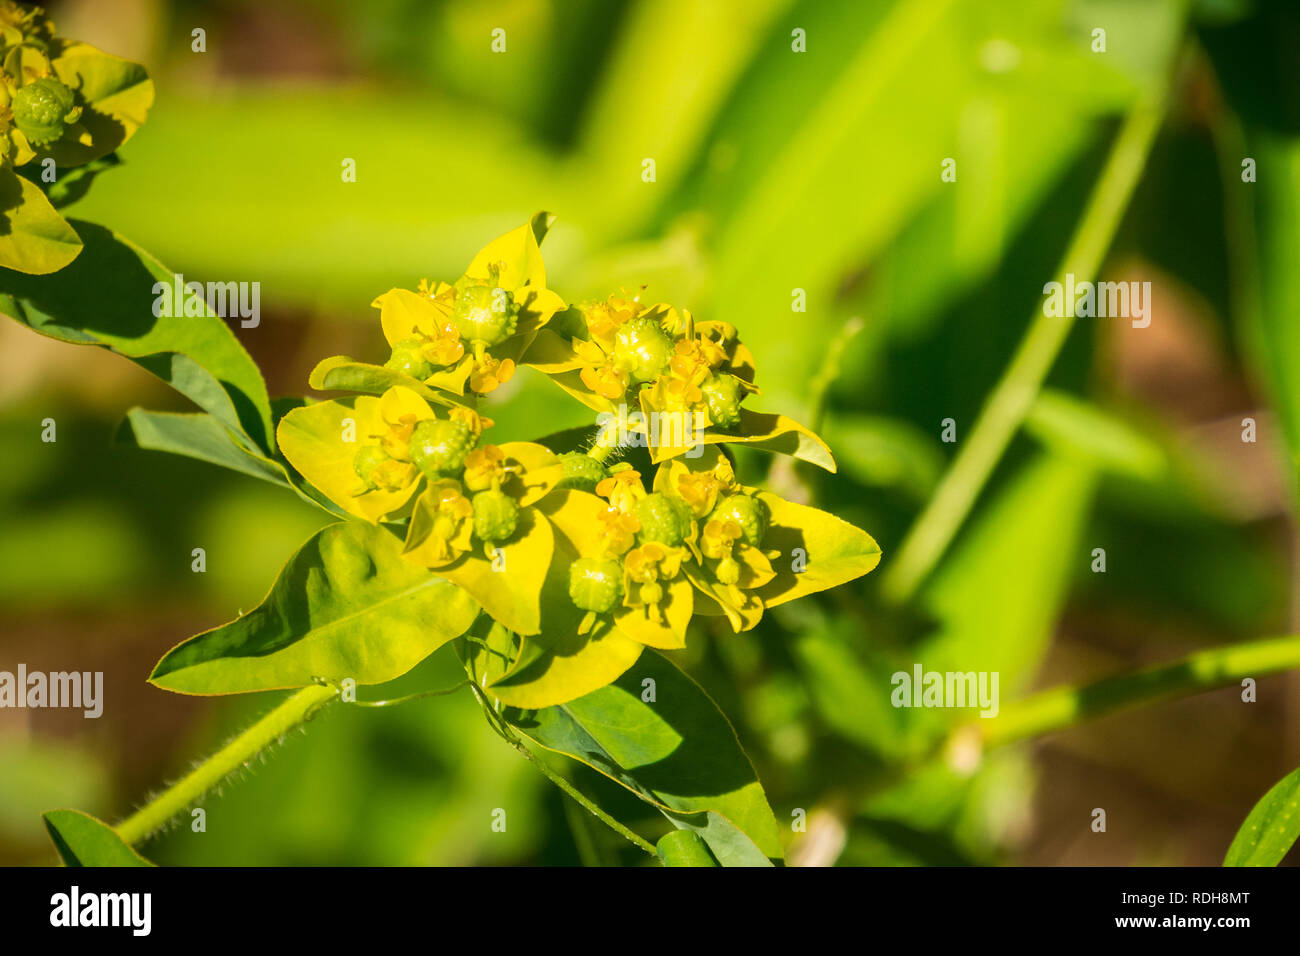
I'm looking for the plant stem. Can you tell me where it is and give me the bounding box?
[807,316,865,434]
[115,683,338,845]
[880,86,1168,604]
[971,634,1300,750]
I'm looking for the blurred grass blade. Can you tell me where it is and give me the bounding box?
[882,82,1170,604]
[976,634,1300,749]
[1224,766,1300,867]
[43,809,153,867]
[1024,389,1167,480]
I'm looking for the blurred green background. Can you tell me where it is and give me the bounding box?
[3,0,1300,865]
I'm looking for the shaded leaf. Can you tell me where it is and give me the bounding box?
[502,649,782,866]
[0,220,274,452]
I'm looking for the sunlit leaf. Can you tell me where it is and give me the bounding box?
[150,522,479,694]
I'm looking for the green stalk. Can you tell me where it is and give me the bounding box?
[973,634,1300,749]
[116,683,338,845]
[881,86,1168,604]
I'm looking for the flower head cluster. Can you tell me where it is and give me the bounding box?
[368,222,565,397]
[278,216,880,707]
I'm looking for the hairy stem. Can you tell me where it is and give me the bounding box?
[881,86,1169,604]
[115,683,339,845]
[970,634,1300,750]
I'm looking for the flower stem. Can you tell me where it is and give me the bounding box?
[972,634,1300,750]
[880,85,1169,604]
[115,683,338,845]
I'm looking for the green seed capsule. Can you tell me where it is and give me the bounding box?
[352,444,391,490]
[11,77,79,146]
[568,557,624,613]
[612,317,673,383]
[633,492,691,547]
[699,373,743,428]
[472,488,520,543]
[385,337,434,379]
[453,282,518,346]
[408,418,474,479]
[708,494,769,547]
[557,452,606,493]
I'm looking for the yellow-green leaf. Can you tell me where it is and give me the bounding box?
[754,493,882,607]
[0,170,81,274]
[150,522,478,694]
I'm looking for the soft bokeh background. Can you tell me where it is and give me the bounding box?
[3,0,1300,865]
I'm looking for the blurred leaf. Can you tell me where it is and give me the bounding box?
[504,649,783,865]
[823,413,945,500]
[919,453,1097,700]
[150,522,479,694]
[42,809,152,867]
[1223,765,1300,866]
[1024,389,1167,480]
[0,221,274,453]
[656,829,720,866]
[0,171,81,274]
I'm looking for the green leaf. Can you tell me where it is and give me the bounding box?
[502,649,783,866]
[0,170,82,274]
[1024,389,1167,481]
[150,521,479,694]
[42,809,153,867]
[1224,766,1300,867]
[0,220,274,453]
[117,408,291,485]
[695,409,838,472]
[656,829,719,866]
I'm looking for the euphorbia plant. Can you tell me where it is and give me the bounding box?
[15,214,881,867]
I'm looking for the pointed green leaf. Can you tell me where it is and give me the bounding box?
[502,649,783,866]
[1224,766,1300,867]
[43,809,153,867]
[150,521,479,694]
